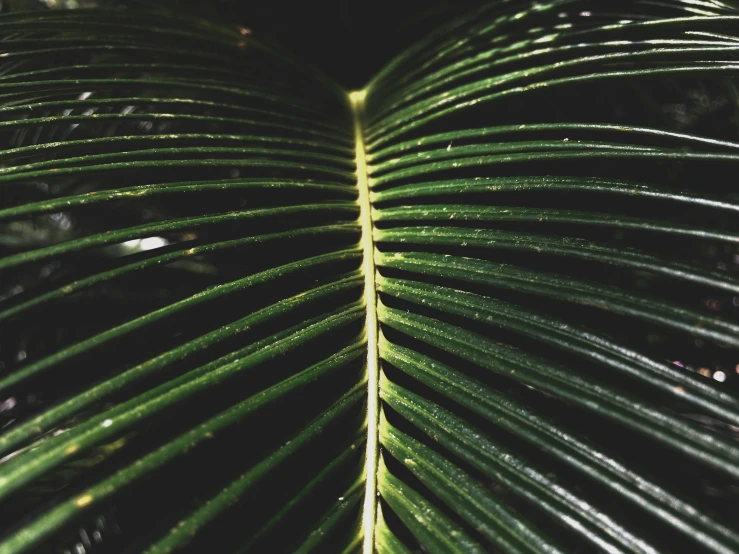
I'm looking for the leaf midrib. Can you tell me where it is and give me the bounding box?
[350,89,380,553]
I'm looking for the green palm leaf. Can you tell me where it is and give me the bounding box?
[1,1,739,552]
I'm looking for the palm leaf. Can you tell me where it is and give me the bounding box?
[1,1,739,552]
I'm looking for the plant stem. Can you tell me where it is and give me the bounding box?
[350,89,380,553]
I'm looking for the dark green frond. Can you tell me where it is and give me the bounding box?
[2,1,739,553]
[368,1,739,551]
[0,6,364,553]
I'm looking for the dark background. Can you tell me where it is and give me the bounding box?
[6,0,485,88]
[189,1,485,89]
[176,0,482,89]
[9,0,477,90]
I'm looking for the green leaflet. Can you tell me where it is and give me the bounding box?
[379,341,739,552]
[2,1,739,553]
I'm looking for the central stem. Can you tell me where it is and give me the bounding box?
[350,89,380,553]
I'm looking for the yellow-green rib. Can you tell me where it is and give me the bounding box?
[350,89,380,553]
